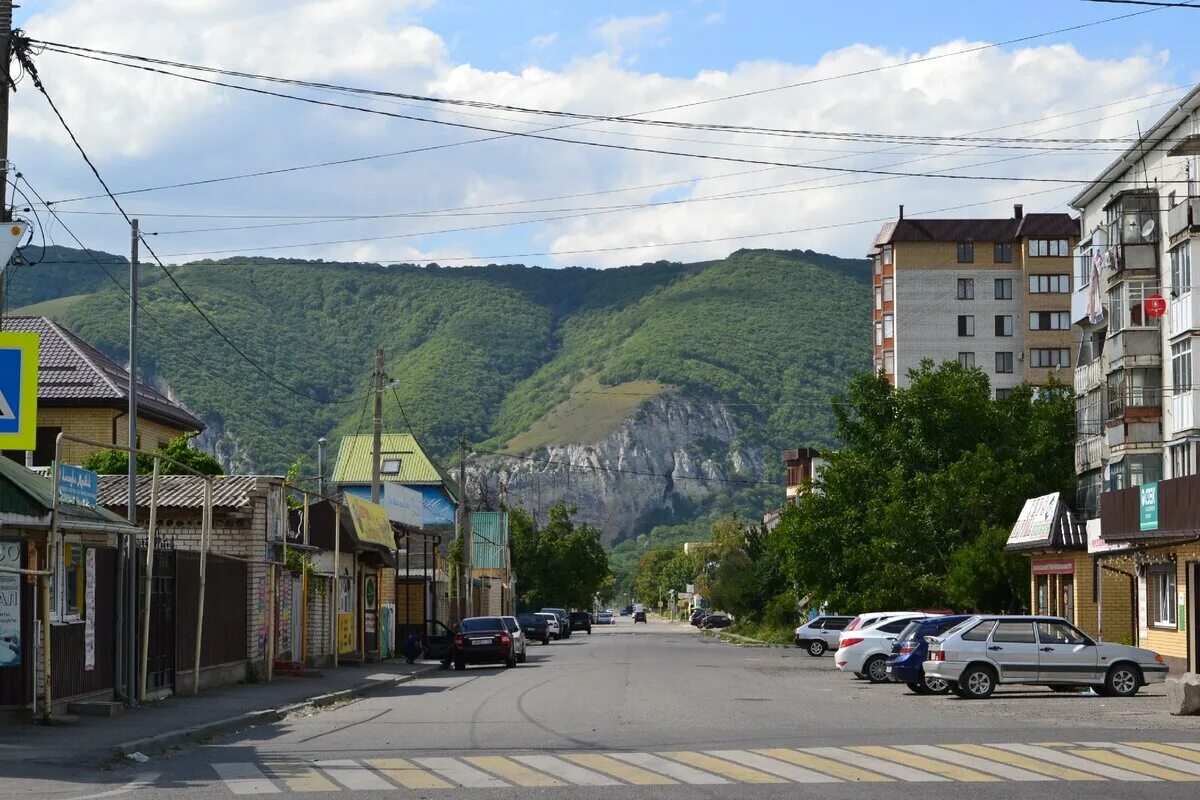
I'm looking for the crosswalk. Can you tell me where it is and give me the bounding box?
[206,741,1200,794]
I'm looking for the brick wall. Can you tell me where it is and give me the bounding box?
[1138,541,1200,671]
[37,408,194,465]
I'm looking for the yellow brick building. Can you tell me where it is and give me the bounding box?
[1,316,204,467]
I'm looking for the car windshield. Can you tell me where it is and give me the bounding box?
[517,614,540,625]
[459,618,503,633]
[570,612,589,619]
[897,621,922,641]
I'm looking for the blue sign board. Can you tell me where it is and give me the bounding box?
[59,465,99,508]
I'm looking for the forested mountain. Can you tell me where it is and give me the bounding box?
[13,247,870,540]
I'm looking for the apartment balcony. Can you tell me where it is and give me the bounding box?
[1074,359,1103,395]
[1105,420,1162,451]
[1168,388,1200,436]
[1106,327,1161,371]
[1075,435,1103,473]
[1168,197,1200,241]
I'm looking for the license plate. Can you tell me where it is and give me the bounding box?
[470,638,491,645]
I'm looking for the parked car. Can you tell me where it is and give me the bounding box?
[689,609,707,627]
[540,607,572,639]
[621,606,633,616]
[534,611,562,640]
[500,615,528,663]
[596,610,615,625]
[518,613,552,645]
[569,611,593,634]
[843,611,906,632]
[836,612,929,683]
[926,615,1168,699]
[633,610,647,623]
[793,615,855,656]
[885,615,970,693]
[451,616,517,670]
[701,614,732,629]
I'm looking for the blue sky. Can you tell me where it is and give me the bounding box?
[12,1,1200,268]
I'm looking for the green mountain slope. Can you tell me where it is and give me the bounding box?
[26,249,869,485]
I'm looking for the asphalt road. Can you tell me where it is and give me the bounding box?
[7,616,1200,799]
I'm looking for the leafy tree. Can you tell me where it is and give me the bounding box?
[82,432,223,476]
[509,502,612,611]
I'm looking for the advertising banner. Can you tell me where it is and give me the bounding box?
[381,483,423,528]
[1007,492,1061,547]
[1139,482,1159,531]
[84,548,96,670]
[0,540,21,667]
[344,494,396,549]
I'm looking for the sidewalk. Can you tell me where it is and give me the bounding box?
[0,660,440,768]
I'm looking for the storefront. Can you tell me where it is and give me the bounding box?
[1006,492,1087,620]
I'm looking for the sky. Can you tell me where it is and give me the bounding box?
[11,0,1200,269]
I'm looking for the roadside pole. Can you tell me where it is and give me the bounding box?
[459,435,470,615]
[0,1,12,228]
[138,457,160,702]
[371,348,383,503]
[191,479,212,695]
[124,218,140,705]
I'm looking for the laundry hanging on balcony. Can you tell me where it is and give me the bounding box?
[1087,247,1106,325]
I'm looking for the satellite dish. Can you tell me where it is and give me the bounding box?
[1141,218,1157,240]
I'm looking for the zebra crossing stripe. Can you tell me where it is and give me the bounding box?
[414,757,510,788]
[465,756,564,787]
[312,760,393,791]
[942,744,1099,781]
[1076,744,1200,777]
[1125,743,1200,764]
[804,747,947,782]
[212,763,280,795]
[1067,749,1197,782]
[849,746,999,782]
[660,751,786,784]
[514,755,621,786]
[897,745,1055,781]
[609,752,730,784]
[705,750,842,783]
[259,760,339,793]
[365,758,453,789]
[991,745,1156,782]
[753,748,894,782]
[563,754,678,785]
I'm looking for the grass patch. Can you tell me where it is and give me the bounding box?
[11,293,89,318]
[502,374,668,453]
[728,620,795,646]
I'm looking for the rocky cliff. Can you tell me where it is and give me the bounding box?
[468,395,763,545]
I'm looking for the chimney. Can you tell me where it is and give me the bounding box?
[1013,203,1024,220]
[898,204,904,220]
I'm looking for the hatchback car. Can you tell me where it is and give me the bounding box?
[925,615,1168,699]
[534,612,562,640]
[500,615,528,663]
[793,615,855,656]
[596,611,615,625]
[633,610,647,623]
[518,613,552,644]
[836,613,929,683]
[569,611,593,634]
[885,615,970,693]
[541,607,572,639]
[452,616,517,670]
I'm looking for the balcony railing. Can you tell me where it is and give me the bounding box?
[1075,436,1103,473]
[1107,382,1163,417]
[1074,359,1103,394]
[1168,197,1200,239]
[1169,389,1198,435]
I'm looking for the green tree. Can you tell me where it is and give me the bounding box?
[82,431,223,476]
[509,503,611,611]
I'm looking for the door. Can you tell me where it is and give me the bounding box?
[138,548,175,692]
[1035,620,1098,683]
[363,572,378,656]
[986,620,1040,682]
[1190,563,1199,673]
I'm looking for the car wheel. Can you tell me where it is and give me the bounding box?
[907,681,928,695]
[1104,664,1141,698]
[454,659,466,671]
[543,636,550,645]
[922,673,951,695]
[959,665,996,699]
[948,680,966,698]
[852,672,866,680]
[865,655,889,684]
[518,651,526,664]
[505,656,517,668]
[807,640,826,657]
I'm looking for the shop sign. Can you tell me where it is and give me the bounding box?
[0,540,21,667]
[344,494,396,549]
[381,484,423,528]
[1032,558,1075,576]
[338,613,354,654]
[1139,482,1159,531]
[58,464,98,507]
[1007,493,1060,547]
[1087,518,1129,555]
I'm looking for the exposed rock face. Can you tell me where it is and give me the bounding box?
[469,396,763,545]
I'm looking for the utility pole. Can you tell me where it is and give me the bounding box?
[371,348,384,504]
[124,218,139,705]
[317,437,327,498]
[0,1,14,322]
[458,435,470,613]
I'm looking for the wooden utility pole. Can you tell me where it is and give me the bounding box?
[124,218,140,705]
[371,348,384,503]
[457,435,469,613]
[0,0,12,226]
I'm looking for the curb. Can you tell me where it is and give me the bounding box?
[113,666,436,759]
[715,631,791,648]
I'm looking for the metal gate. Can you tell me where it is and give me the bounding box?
[137,547,176,692]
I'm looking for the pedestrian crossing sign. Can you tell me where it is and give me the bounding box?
[0,332,38,451]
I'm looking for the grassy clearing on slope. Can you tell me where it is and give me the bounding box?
[502,375,668,454]
[11,294,89,318]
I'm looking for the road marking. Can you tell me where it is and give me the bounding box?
[943,744,1099,781]
[563,754,678,785]
[1077,744,1200,776]
[65,773,161,799]
[365,758,453,789]
[754,749,893,782]
[706,749,842,783]
[514,755,621,786]
[609,752,730,784]
[415,757,510,788]
[259,761,339,793]
[804,747,947,782]
[991,744,1156,782]
[898,745,1054,781]
[1067,749,1196,781]
[849,746,999,782]
[465,756,564,787]
[312,760,393,791]
[660,751,786,783]
[212,764,280,795]
[1123,743,1200,766]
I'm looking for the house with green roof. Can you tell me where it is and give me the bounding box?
[331,434,460,528]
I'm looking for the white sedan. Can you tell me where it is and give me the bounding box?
[836,612,929,683]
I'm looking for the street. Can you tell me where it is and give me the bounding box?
[5,617,1200,799]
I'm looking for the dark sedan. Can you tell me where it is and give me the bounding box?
[518,612,552,645]
[701,614,732,629]
[452,617,516,670]
[569,611,592,634]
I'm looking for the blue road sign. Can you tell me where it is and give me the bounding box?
[59,464,99,507]
[0,333,39,450]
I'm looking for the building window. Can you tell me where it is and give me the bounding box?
[874,321,883,346]
[994,243,1012,263]
[1028,239,1071,257]
[994,315,1013,337]
[995,388,1013,400]
[957,278,974,300]
[874,255,882,276]
[957,242,974,263]
[1030,348,1070,368]
[882,277,893,302]
[1171,242,1192,296]
[1029,311,1070,330]
[957,315,975,337]
[874,356,883,374]
[883,350,895,375]
[1109,454,1163,491]
[995,352,1014,374]
[339,576,354,614]
[883,314,894,340]
[1173,339,1193,391]
[875,286,882,310]
[1110,280,1156,329]
[1148,567,1177,629]
[52,542,86,621]
[1170,442,1194,478]
[882,245,893,265]
[958,352,975,368]
[994,278,1012,300]
[1028,274,1071,293]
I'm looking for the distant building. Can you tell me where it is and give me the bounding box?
[1,316,204,467]
[331,433,460,529]
[782,447,825,505]
[867,206,1080,395]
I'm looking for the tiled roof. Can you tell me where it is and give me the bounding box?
[873,213,1078,248]
[0,457,141,532]
[1,316,204,431]
[332,433,459,500]
[96,474,277,509]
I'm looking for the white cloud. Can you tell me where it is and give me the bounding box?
[530,32,560,49]
[593,11,671,58]
[702,12,726,25]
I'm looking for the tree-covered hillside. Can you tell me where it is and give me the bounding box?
[18,248,870,480]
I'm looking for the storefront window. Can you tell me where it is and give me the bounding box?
[1148,567,1177,628]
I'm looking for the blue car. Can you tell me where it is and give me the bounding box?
[885,615,970,694]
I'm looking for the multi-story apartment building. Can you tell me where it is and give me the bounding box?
[1063,82,1200,673]
[867,206,1079,395]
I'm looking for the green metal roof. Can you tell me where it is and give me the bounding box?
[331,434,460,500]
[0,457,141,532]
